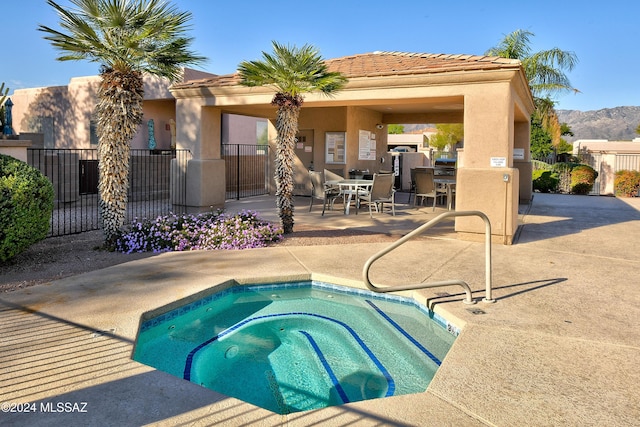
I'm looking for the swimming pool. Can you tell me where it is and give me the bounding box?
[133,280,459,414]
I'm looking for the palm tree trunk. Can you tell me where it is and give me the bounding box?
[96,68,144,245]
[274,104,299,234]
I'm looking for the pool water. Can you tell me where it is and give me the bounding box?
[133,281,459,414]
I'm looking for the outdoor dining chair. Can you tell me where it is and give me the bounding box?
[323,168,344,182]
[407,168,416,204]
[413,168,439,211]
[309,171,342,215]
[358,173,395,217]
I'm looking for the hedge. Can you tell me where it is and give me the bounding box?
[614,170,640,197]
[0,154,54,262]
[570,165,598,195]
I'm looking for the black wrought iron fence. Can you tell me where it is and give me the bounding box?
[222,144,270,200]
[27,148,191,237]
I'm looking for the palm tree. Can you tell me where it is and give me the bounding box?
[39,0,206,246]
[238,41,347,234]
[486,29,578,145]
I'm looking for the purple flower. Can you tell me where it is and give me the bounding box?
[114,210,283,253]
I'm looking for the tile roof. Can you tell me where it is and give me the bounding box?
[325,51,522,78]
[173,51,522,89]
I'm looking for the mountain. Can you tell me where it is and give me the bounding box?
[398,106,640,143]
[557,106,640,142]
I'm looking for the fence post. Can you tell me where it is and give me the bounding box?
[236,144,241,200]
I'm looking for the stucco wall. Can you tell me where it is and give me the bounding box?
[11,75,177,150]
[136,100,175,150]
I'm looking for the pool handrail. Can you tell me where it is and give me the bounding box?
[362,210,495,304]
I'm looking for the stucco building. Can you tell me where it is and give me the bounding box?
[170,51,535,243]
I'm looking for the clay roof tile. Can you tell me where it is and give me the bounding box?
[172,51,522,89]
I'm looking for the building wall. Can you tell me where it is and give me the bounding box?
[9,72,215,150]
[222,114,267,145]
[136,100,175,150]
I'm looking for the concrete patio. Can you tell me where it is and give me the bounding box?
[1,193,639,426]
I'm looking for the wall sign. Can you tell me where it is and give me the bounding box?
[490,157,507,167]
[358,129,376,160]
[513,148,525,160]
[325,131,346,164]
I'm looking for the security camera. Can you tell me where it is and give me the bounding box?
[376,124,384,130]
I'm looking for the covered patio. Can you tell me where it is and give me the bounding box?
[170,51,535,244]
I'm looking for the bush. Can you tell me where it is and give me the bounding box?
[614,170,640,197]
[570,165,598,195]
[0,154,54,262]
[532,169,559,193]
[115,210,283,253]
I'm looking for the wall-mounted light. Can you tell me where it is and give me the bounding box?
[376,124,384,130]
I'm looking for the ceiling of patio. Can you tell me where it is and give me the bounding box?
[217,95,466,124]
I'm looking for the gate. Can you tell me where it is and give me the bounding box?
[222,144,270,199]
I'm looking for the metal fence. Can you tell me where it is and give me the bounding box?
[222,144,270,200]
[27,148,191,237]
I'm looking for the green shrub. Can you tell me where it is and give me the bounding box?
[614,170,640,197]
[532,169,559,193]
[570,165,598,195]
[0,154,54,262]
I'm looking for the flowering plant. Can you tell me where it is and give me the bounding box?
[115,210,283,253]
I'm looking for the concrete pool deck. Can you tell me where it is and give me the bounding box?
[1,193,639,426]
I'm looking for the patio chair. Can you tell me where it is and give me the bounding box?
[323,168,344,182]
[414,168,439,211]
[309,171,342,215]
[407,168,416,204]
[358,173,395,217]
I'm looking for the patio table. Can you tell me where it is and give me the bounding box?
[327,179,374,215]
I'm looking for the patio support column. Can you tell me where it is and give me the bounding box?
[456,84,519,244]
[173,99,225,209]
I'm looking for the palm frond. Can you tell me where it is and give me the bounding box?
[39,0,207,80]
[238,41,347,98]
[485,29,533,59]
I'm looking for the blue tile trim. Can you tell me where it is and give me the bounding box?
[298,330,349,404]
[141,280,459,338]
[183,335,219,381]
[365,300,442,366]
[183,312,395,397]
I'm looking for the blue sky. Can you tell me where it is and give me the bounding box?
[3,0,638,111]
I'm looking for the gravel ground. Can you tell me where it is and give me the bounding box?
[0,225,396,293]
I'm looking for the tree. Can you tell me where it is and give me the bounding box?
[486,29,578,146]
[387,124,404,134]
[238,41,347,234]
[39,0,206,246]
[531,117,574,160]
[428,123,464,152]
[636,123,640,135]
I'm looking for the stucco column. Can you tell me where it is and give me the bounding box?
[456,85,519,244]
[172,99,225,209]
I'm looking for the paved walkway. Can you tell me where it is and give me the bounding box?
[1,193,639,426]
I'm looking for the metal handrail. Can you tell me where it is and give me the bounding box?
[362,210,495,304]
